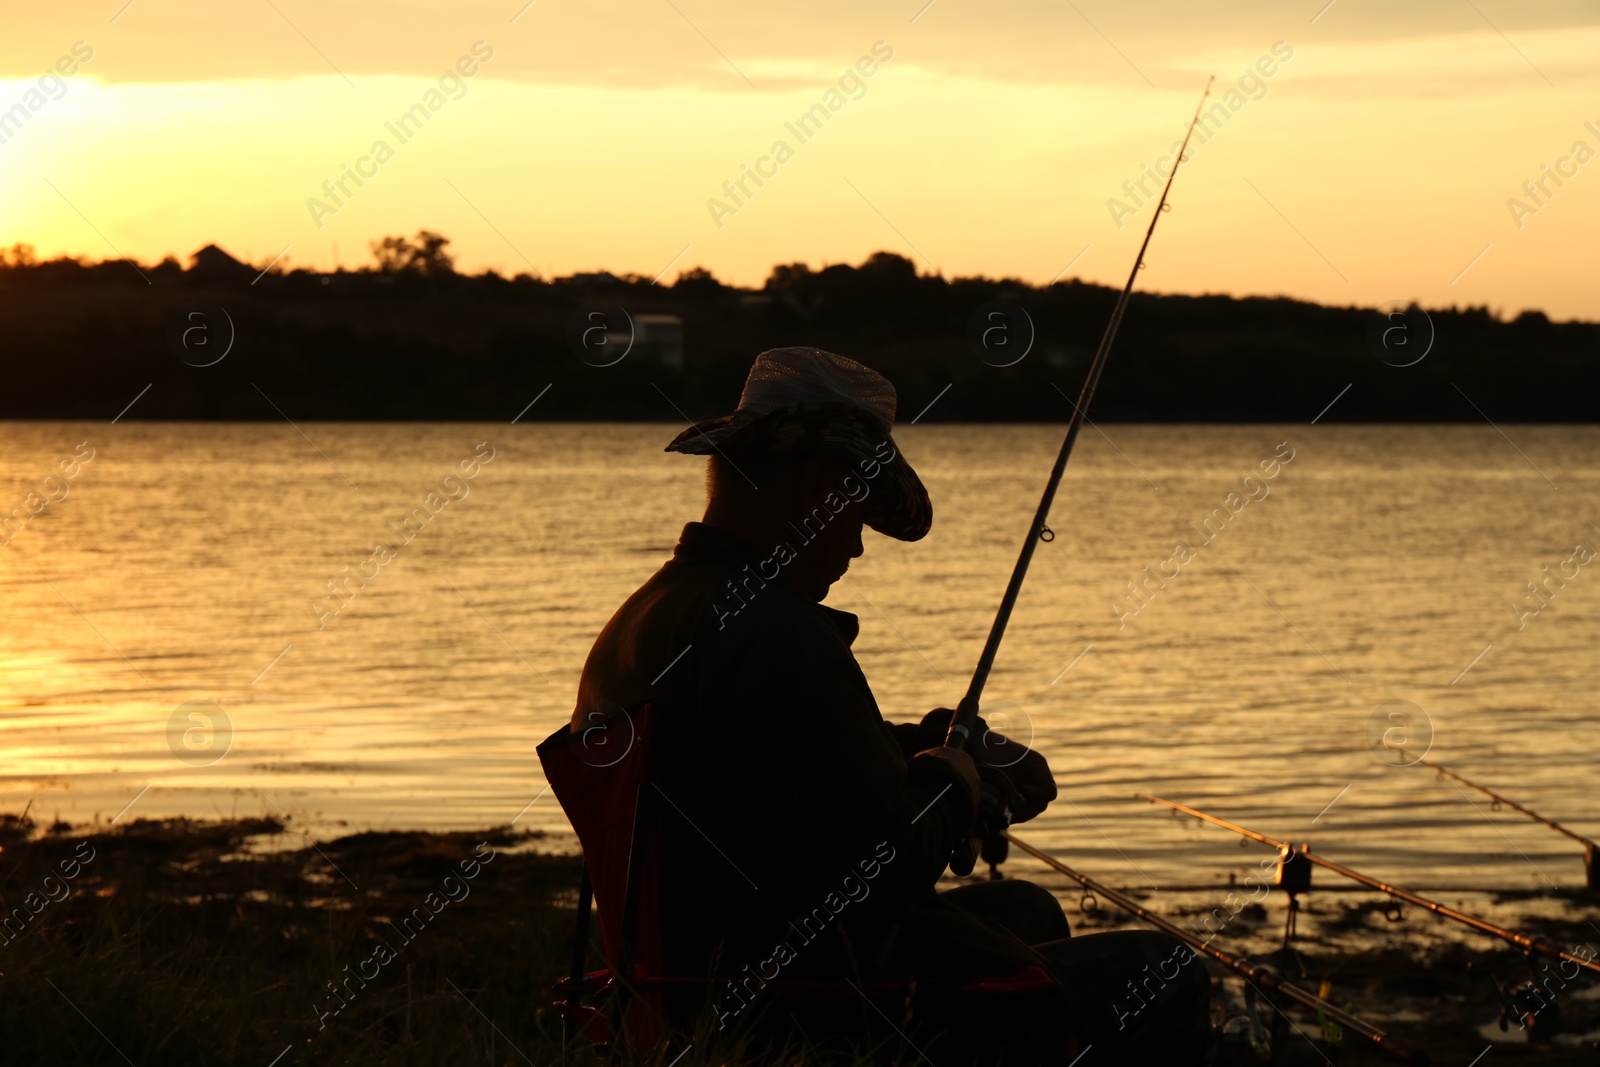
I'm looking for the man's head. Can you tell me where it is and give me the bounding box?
[703,451,865,601]
[664,347,932,559]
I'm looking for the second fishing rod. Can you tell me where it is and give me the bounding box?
[1398,747,1599,891]
[1139,792,1600,978]
[942,76,1215,875]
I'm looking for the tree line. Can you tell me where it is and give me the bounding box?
[0,234,1591,422]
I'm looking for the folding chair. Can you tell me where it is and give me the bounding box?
[537,703,1059,1055]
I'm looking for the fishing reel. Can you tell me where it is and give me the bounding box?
[951,780,1016,878]
[1469,961,1563,1042]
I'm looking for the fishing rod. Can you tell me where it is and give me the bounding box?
[1004,831,1429,1066]
[1137,792,1600,978]
[943,79,1215,875]
[1397,749,1598,890]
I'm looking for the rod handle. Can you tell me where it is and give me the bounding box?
[943,695,983,874]
[943,693,982,750]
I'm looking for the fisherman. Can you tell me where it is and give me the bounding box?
[573,347,1210,1063]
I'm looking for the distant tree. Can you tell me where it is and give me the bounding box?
[859,251,918,283]
[673,265,726,297]
[3,243,37,268]
[370,235,410,273]
[370,230,456,276]
[765,262,812,291]
[764,253,924,324]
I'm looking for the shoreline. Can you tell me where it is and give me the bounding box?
[1,816,1594,1063]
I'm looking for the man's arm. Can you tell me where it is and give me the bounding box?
[709,607,976,917]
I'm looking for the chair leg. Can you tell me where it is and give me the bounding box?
[568,864,593,1011]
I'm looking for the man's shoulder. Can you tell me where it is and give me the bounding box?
[699,567,857,651]
[577,537,865,717]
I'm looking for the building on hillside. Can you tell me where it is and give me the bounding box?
[634,314,684,370]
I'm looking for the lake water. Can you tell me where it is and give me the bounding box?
[1,421,1595,893]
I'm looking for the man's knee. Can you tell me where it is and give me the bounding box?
[996,879,1071,943]
[944,879,1070,944]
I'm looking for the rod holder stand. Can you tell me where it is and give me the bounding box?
[1276,844,1313,896]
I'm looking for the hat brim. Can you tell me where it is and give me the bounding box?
[665,403,932,542]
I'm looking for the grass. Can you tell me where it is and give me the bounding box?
[0,815,1594,1066]
[0,814,595,1066]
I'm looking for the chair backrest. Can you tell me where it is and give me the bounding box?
[537,703,666,1045]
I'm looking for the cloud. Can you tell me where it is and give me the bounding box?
[2,0,1595,91]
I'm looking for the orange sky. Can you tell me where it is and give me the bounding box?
[2,1,1597,318]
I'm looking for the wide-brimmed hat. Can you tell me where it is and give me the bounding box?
[664,347,932,541]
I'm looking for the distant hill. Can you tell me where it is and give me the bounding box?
[0,242,1592,423]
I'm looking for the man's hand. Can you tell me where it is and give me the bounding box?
[911,708,1057,824]
[971,726,1057,824]
[911,745,981,819]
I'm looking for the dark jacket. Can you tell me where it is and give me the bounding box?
[573,522,977,981]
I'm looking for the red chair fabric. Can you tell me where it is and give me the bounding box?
[538,703,667,1046]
